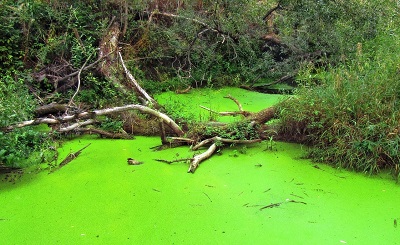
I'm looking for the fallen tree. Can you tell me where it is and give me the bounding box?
[2,92,278,173]
[2,104,184,137]
[1,21,279,173]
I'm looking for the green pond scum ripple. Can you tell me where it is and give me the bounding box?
[1,136,399,244]
[1,88,400,244]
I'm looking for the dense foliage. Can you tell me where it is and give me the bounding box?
[277,0,381,60]
[278,1,400,176]
[0,71,56,167]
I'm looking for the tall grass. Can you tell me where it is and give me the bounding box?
[277,2,400,177]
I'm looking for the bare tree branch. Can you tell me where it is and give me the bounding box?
[200,94,252,117]
[54,52,109,85]
[3,104,184,137]
[58,119,97,132]
[68,51,94,107]
[118,51,159,108]
[154,158,193,164]
[224,94,243,111]
[199,105,251,117]
[76,128,132,139]
[2,118,59,132]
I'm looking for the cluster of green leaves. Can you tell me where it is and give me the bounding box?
[73,72,136,108]
[278,2,400,176]
[0,72,56,167]
[0,1,25,72]
[0,1,109,103]
[0,129,57,168]
[202,121,259,141]
[0,1,105,69]
[0,72,35,127]
[159,97,197,126]
[99,116,124,133]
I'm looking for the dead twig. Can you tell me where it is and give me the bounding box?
[154,158,193,164]
[260,202,283,210]
[259,199,307,211]
[68,50,94,107]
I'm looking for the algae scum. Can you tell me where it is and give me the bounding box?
[1,88,400,244]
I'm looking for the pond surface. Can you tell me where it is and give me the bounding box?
[1,88,399,244]
[154,87,284,122]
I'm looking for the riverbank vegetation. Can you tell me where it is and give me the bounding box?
[0,1,399,177]
[278,2,400,176]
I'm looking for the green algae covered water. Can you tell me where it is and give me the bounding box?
[1,88,400,244]
[154,87,284,122]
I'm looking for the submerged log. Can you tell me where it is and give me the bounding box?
[50,143,91,173]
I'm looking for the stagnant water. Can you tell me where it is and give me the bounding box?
[1,88,399,244]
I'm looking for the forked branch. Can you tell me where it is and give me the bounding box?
[199,94,252,117]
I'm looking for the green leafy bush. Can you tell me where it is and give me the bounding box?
[0,72,56,167]
[100,117,124,133]
[277,4,400,176]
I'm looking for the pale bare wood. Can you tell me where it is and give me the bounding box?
[188,136,262,173]
[188,143,217,173]
[58,119,96,132]
[4,104,184,136]
[199,95,251,117]
[224,94,243,111]
[118,51,159,107]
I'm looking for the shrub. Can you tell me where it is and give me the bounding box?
[0,72,56,168]
[277,3,400,176]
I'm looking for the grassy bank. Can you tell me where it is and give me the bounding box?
[277,4,400,177]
